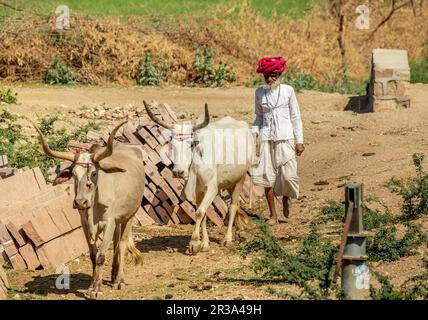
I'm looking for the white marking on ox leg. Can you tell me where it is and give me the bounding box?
[189,185,217,255]
[222,176,245,247]
[200,214,209,252]
[89,218,116,300]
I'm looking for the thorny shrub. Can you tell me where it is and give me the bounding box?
[136,53,168,86]
[240,218,339,299]
[370,255,428,300]
[367,223,427,262]
[385,153,428,221]
[0,111,100,179]
[188,45,236,87]
[0,88,18,104]
[45,57,78,85]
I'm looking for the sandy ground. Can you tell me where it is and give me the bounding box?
[2,83,428,300]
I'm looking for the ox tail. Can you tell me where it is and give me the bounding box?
[127,232,144,266]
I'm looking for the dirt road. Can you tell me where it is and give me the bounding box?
[2,84,428,299]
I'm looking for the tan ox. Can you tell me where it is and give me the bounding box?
[144,101,253,254]
[33,121,145,299]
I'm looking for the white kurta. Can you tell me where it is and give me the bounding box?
[251,84,303,198]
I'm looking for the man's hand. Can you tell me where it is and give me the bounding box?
[295,143,305,156]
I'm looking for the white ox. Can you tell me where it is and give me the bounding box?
[33,121,145,299]
[144,101,254,254]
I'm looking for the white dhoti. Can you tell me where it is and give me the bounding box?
[252,140,299,198]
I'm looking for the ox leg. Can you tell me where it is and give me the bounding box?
[79,211,98,291]
[89,219,115,300]
[200,214,209,252]
[111,224,121,284]
[189,187,217,255]
[113,219,133,290]
[221,176,245,247]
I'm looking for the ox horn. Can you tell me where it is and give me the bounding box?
[31,121,75,162]
[193,103,210,131]
[143,100,173,129]
[92,120,127,163]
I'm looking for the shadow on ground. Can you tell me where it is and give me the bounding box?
[136,235,190,254]
[23,273,93,299]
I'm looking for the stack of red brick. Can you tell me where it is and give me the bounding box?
[69,102,263,228]
[0,161,86,271]
[0,264,8,299]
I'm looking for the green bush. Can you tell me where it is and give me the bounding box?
[241,218,338,299]
[136,53,168,86]
[283,65,317,93]
[0,111,100,179]
[311,200,393,231]
[367,223,427,262]
[385,153,428,221]
[189,45,236,87]
[369,271,406,300]
[45,57,78,85]
[370,257,428,300]
[0,88,18,104]
[410,53,428,84]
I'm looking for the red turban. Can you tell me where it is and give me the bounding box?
[256,56,287,74]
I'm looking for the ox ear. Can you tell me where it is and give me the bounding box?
[98,158,127,173]
[53,168,73,185]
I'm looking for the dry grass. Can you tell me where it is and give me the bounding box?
[0,1,427,87]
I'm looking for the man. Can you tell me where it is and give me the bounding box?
[251,56,304,225]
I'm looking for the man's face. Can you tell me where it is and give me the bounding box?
[263,73,281,85]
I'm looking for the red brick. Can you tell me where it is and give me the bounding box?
[60,194,81,229]
[161,103,178,122]
[143,204,163,225]
[137,127,159,149]
[213,196,228,219]
[8,253,26,270]
[0,170,44,207]
[161,202,180,224]
[176,207,194,224]
[36,236,72,270]
[143,188,160,207]
[157,145,172,166]
[161,168,185,200]
[154,206,171,224]
[155,189,168,203]
[206,206,224,227]
[179,201,196,221]
[142,144,161,165]
[63,228,88,260]
[68,140,93,150]
[22,207,62,247]
[31,168,47,191]
[134,207,156,226]
[46,204,73,235]
[159,182,179,205]
[123,126,143,145]
[19,243,40,270]
[5,222,26,247]
[144,161,163,186]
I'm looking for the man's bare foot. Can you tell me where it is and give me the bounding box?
[266,218,278,226]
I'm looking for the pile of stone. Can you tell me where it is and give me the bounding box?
[369,49,411,111]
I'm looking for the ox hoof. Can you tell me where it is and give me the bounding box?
[220,239,232,247]
[89,291,103,300]
[113,282,126,290]
[188,241,202,255]
[200,242,210,252]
